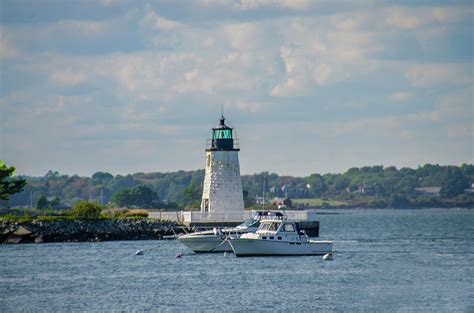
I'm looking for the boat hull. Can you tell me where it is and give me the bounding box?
[178,235,232,253]
[229,238,332,257]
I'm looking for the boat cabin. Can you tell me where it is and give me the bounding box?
[253,220,307,242]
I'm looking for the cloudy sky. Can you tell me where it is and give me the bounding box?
[1,0,473,177]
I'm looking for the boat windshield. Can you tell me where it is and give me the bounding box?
[259,222,279,231]
[237,219,259,228]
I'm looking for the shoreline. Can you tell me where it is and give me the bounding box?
[2,207,472,244]
[0,218,178,244]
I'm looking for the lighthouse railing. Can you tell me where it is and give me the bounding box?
[206,139,239,150]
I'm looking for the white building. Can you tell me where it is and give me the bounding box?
[200,115,244,215]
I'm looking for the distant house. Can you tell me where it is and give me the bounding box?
[255,196,265,205]
[46,197,72,210]
[359,184,375,195]
[271,197,292,208]
[414,187,441,197]
[354,183,379,195]
[271,197,284,206]
[465,183,474,195]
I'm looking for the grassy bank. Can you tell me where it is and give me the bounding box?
[292,198,349,207]
[0,205,152,223]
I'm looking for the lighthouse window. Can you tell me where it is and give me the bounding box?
[212,129,232,139]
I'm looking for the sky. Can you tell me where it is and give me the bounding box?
[0,0,473,177]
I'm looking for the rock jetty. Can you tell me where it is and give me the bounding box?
[0,219,178,244]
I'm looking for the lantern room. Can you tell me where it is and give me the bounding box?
[207,116,239,151]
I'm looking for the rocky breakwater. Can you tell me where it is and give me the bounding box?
[0,219,178,244]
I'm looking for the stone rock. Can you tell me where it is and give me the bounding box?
[13,226,32,236]
[34,236,44,243]
[6,234,23,244]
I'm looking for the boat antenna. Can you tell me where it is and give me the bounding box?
[262,174,266,210]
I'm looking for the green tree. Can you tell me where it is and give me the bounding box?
[91,172,114,185]
[388,194,409,208]
[111,185,159,208]
[306,174,327,197]
[72,200,102,219]
[49,197,61,209]
[35,195,49,210]
[0,161,27,200]
[45,170,60,178]
[182,181,202,208]
[440,168,469,197]
[243,190,254,208]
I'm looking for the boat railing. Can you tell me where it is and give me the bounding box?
[257,215,286,221]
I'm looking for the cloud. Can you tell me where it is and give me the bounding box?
[384,6,469,30]
[384,7,422,29]
[405,63,472,87]
[50,69,86,86]
[233,100,267,113]
[222,22,269,51]
[235,0,312,10]
[390,92,411,101]
[57,20,108,34]
[0,33,18,58]
[141,6,183,31]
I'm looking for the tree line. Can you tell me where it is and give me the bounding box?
[1,163,474,209]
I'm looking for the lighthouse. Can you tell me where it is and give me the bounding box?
[201,115,244,215]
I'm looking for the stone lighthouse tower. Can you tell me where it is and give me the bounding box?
[201,115,244,214]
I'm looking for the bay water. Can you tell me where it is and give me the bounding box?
[1,209,473,312]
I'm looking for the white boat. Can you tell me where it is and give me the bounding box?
[178,211,285,253]
[228,219,332,257]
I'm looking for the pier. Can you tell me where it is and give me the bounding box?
[149,209,320,237]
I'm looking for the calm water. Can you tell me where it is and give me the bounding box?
[1,209,473,312]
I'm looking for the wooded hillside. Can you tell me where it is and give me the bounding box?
[3,164,474,209]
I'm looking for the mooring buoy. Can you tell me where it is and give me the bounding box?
[323,253,333,261]
[135,250,144,255]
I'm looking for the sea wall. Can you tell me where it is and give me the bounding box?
[0,219,178,244]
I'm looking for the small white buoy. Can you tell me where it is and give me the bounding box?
[323,253,333,261]
[224,251,227,257]
[176,253,182,258]
[135,250,144,255]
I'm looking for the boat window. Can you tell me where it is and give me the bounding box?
[269,223,278,231]
[278,237,282,240]
[270,236,274,240]
[262,236,267,240]
[259,222,278,231]
[282,224,295,232]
